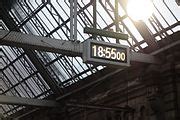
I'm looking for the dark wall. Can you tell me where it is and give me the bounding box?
[19,48,180,120]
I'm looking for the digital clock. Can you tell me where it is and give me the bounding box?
[83,40,130,67]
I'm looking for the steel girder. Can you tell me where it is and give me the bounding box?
[0,95,60,107]
[0,30,83,57]
[0,30,160,64]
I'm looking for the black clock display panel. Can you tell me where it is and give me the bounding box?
[90,43,127,63]
[83,40,130,67]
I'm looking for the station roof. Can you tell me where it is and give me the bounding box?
[0,0,179,118]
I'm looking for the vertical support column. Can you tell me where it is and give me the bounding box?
[74,0,77,40]
[93,0,97,40]
[70,0,74,40]
[115,0,120,43]
[70,0,77,80]
[70,0,77,41]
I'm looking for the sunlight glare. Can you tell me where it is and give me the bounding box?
[127,0,154,21]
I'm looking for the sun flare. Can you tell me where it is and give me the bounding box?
[127,0,154,21]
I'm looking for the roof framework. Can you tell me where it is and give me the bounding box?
[0,0,179,118]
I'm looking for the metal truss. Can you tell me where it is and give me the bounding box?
[0,29,160,64]
[0,0,179,118]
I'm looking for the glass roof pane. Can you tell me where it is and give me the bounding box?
[154,0,178,25]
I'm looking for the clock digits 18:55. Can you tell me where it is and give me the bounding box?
[91,44,126,62]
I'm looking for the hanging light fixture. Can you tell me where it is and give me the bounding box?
[127,0,154,21]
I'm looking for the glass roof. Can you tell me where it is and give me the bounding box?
[0,0,179,117]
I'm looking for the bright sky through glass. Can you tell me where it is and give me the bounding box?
[127,0,154,21]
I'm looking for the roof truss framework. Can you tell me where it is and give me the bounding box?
[0,0,179,118]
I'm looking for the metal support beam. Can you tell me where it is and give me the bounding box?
[70,0,77,41]
[70,0,74,40]
[0,95,60,107]
[24,49,63,96]
[115,0,120,43]
[0,30,160,64]
[66,102,134,112]
[134,22,158,50]
[84,27,128,40]
[0,30,82,56]
[93,0,97,39]
[130,52,160,64]
[74,0,77,40]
